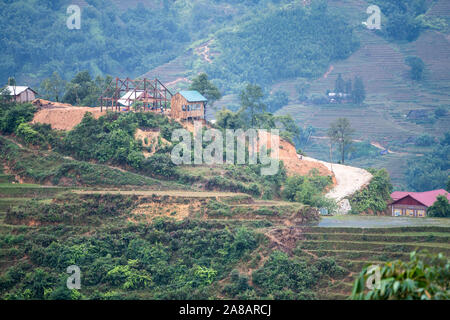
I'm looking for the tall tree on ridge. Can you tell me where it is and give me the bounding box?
[352,76,366,105]
[328,117,354,164]
[239,84,266,127]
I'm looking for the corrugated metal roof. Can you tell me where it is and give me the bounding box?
[179,90,207,102]
[391,189,450,207]
[118,90,144,107]
[2,86,37,95]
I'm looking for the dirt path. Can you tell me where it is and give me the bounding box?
[195,42,213,63]
[323,65,334,79]
[165,77,192,87]
[302,156,373,203]
[73,190,247,197]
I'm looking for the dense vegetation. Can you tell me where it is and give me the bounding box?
[373,0,429,41]
[208,2,359,91]
[62,112,181,172]
[282,171,335,212]
[349,169,393,215]
[427,195,450,218]
[0,0,189,84]
[3,0,354,91]
[406,132,450,192]
[0,194,333,300]
[351,251,449,300]
[0,97,331,202]
[0,136,163,187]
[215,84,305,147]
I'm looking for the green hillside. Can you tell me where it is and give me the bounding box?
[1,0,449,301]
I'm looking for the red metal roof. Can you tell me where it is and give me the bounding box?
[391,189,450,207]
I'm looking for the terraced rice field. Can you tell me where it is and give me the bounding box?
[293,225,450,299]
[0,169,71,224]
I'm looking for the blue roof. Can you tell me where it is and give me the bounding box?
[179,90,207,102]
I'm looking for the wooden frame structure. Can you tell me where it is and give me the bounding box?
[99,77,173,112]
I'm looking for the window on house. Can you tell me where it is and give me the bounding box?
[191,103,202,110]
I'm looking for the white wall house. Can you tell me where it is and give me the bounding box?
[2,86,37,103]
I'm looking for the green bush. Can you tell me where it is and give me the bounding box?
[15,123,45,146]
[141,154,177,179]
[0,103,36,134]
[350,168,393,214]
[252,251,319,299]
[282,171,334,211]
[415,134,435,147]
[406,132,450,191]
[351,251,449,300]
[0,136,160,187]
[427,195,450,218]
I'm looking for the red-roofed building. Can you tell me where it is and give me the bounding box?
[389,189,450,217]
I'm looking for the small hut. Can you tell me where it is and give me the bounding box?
[170,90,207,120]
[2,86,37,103]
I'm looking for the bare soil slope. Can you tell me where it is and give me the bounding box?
[31,100,106,131]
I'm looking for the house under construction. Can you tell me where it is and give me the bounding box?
[99,78,173,112]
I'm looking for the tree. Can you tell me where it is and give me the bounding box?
[351,251,449,300]
[328,118,354,164]
[63,71,92,105]
[40,71,66,102]
[334,73,345,93]
[406,132,449,191]
[239,84,266,127]
[345,79,352,94]
[276,115,301,146]
[7,77,16,86]
[265,90,289,113]
[215,108,244,130]
[7,77,16,100]
[352,76,365,104]
[0,86,12,103]
[427,195,450,218]
[0,103,36,134]
[405,56,425,81]
[189,73,222,107]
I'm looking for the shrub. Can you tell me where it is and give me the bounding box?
[0,103,36,134]
[435,106,448,118]
[415,134,435,147]
[350,168,393,214]
[282,171,334,211]
[427,195,450,218]
[141,154,177,179]
[351,251,449,300]
[15,123,45,146]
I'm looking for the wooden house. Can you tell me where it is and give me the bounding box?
[2,86,37,103]
[170,90,207,120]
[389,189,450,217]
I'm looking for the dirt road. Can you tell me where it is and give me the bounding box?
[302,156,373,204]
[74,190,248,198]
